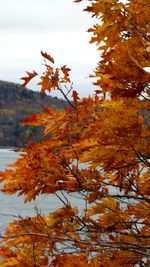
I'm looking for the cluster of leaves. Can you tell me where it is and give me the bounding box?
[0,0,150,266]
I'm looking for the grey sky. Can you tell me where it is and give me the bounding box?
[0,0,98,97]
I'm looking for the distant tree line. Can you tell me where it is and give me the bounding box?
[0,80,68,147]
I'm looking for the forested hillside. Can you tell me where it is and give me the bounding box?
[0,80,68,147]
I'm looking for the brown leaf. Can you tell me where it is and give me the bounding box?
[41,51,55,64]
[72,90,80,106]
[61,65,71,83]
[21,71,37,88]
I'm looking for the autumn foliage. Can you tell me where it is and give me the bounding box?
[0,0,150,266]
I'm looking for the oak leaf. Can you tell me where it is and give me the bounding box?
[21,71,37,88]
[41,51,55,64]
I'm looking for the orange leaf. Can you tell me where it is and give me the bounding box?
[52,68,59,88]
[41,51,55,64]
[21,71,37,88]
[38,75,51,94]
[21,114,39,125]
[61,65,71,83]
[72,90,80,106]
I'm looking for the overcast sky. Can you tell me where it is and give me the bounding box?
[0,0,98,97]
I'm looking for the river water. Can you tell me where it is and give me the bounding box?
[0,148,64,233]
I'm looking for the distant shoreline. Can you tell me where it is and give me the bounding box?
[0,146,17,151]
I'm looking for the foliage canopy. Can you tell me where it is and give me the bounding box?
[0,0,150,266]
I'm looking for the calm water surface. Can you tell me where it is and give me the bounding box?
[0,148,65,232]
